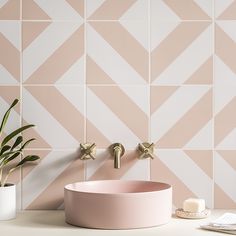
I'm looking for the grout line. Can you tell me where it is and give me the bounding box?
[148,0,151,181]
[19,0,23,211]
[212,0,215,209]
[84,0,87,182]
[18,19,215,22]
[14,84,213,87]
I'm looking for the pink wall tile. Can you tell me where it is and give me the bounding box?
[22,85,85,149]
[0,0,235,210]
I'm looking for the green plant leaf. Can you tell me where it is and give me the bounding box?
[0,99,18,137]
[11,136,23,150]
[16,155,40,167]
[1,124,35,147]
[20,138,35,150]
[0,150,20,160]
[0,145,11,155]
[3,151,21,165]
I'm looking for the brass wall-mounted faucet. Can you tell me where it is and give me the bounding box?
[110,143,125,169]
[79,143,96,160]
[137,142,155,159]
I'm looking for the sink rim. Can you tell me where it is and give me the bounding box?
[64,180,172,196]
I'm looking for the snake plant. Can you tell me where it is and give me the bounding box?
[0,99,40,187]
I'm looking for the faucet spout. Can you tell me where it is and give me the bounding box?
[111,143,125,169]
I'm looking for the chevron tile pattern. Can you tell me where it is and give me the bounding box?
[0,0,235,209]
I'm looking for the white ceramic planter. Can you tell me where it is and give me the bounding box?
[0,184,16,220]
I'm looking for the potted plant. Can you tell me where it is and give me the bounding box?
[0,99,40,220]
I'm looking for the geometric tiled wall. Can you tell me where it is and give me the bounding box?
[0,0,235,209]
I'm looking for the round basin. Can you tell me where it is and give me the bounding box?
[64,180,172,229]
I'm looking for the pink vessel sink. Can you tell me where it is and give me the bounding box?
[64,180,172,229]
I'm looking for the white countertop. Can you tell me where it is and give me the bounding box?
[0,210,235,236]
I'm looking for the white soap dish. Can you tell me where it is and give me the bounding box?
[175,208,211,219]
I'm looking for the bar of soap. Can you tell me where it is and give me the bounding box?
[183,198,205,213]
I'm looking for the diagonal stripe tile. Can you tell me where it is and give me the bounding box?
[23,22,81,83]
[87,23,146,85]
[153,24,212,85]
[25,86,84,145]
[88,86,148,144]
[23,87,81,148]
[156,89,212,148]
[24,25,84,84]
[151,22,210,83]
[86,87,141,148]
[151,86,210,146]
[90,22,148,82]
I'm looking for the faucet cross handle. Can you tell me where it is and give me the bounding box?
[80,143,96,160]
[138,142,155,160]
